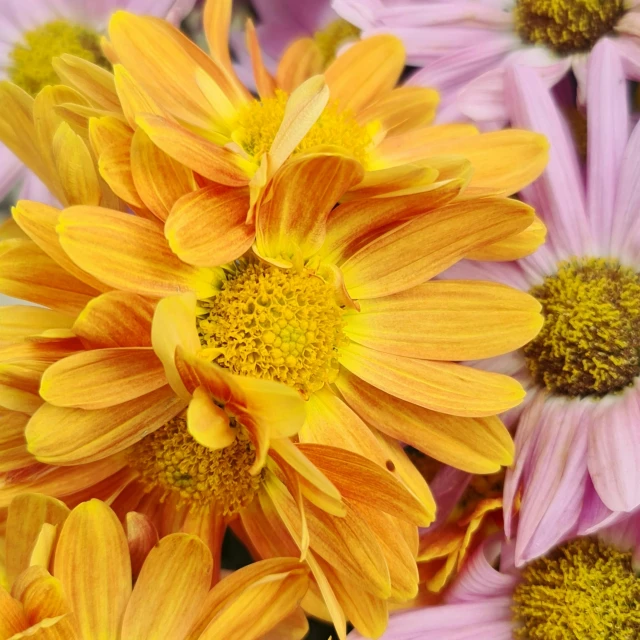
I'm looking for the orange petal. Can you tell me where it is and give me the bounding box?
[40,348,167,410]
[276,38,323,93]
[125,512,158,580]
[255,151,363,263]
[344,163,439,200]
[343,280,543,360]
[0,307,73,344]
[187,385,236,450]
[297,443,434,526]
[54,500,131,638]
[12,201,109,293]
[166,185,253,267]
[321,183,464,264]
[340,342,525,418]
[88,115,132,158]
[0,239,99,315]
[0,587,29,637]
[0,363,43,414]
[72,291,155,349]
[0,410,32,473]
[340,197,535,299]
[57,206,219,298]
[6,494,69,585]
[151,293,202,401]
[466,214,547,261]
[261,608,308,640]
[325,35,405,113]
[335,369,515,472]
[97,140,144,208]
[121,534,212,640]
[136,114,253,185]
[245,19,276,99]
[11,565,71,623]
[357,86,439,135]
[113,64,166,129]
[130,127,197,222]
[26,386,185,464]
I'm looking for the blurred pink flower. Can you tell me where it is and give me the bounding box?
[439,38,640,567]
[349,509,640,639]
[335,0,640,123]
[0,0,196,205]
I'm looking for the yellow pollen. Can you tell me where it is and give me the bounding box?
[8,20,110,96]
[524,258,640,397]
[197,261,347,396]
[513,537,640,639]
[130,413,263,515]
[514,0,625,55]
[313,18,361,66]
[233,89,376,166]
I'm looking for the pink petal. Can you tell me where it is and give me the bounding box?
[598,508,640,557]
[587,386,640,512]
[426,466,470,530]
[576,477,623,535]
[586,39,629,251]
[504,63,590,262]
[446,537,518,604]
[504,395,592,565]
[613,34,640,81]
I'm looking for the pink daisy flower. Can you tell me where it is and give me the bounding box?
[334,0,640,122]
[349,510,640,639]
[0,0,196,205]
[440,38,640,567]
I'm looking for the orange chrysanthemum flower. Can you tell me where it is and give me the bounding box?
[1,493,311,639]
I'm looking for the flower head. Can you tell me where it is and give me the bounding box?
[1,493,311,639]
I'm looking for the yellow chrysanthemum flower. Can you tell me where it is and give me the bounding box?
[1,493,311,639]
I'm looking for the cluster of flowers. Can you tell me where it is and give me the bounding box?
[0,0,638,638]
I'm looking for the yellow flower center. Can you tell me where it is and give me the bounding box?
[233,89,375,167]
[513,537,640,638]
[514,0,625,54]
[8,20,110,96]
[524,258,640,397]
[197,261,347,396]
[313,18,361,66]
[130,412,263,514]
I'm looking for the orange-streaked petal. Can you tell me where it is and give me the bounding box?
[151,293,202,401]
[12,201,110,293]
[130,127,197,222]
[72,291,154,349]
[54,500,131,639]
[11,565,71,622]
[0,410,32,473]
[136,114,253,185]
[357,86,439,135]
[0,239,99,315]
[57,206,219,298]
[276,38,323,93]
[121,534,212,640]
[0,587,29,637]
[343,280,543,361]
[113,64,165,129]
[26,386,185,464]
[40,348,167,410]
[339,342,525,417]
[166,185,253,267]
[97,141,144,209]
[335,369,515,472]
[320,183,464,264]
[324,35,405,113]
[297,444,434,526]
[6,494,69,584]
[0,363,43,414]
[467,215,547,261]
[246,19,276,99]
[255,151,363,263]
[340,197,535,299]
[261,608,308,640]
[125,512,158,580]
[88,116,132,157]
[187,385,236,450]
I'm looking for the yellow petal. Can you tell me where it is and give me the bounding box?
[0,307,73,344]
[26,387,185,464]
[340,196,535,299]
[325,35,405,113]
[339,342,525,418]
[121,534,212,640]
[343,280,543,361]
[54,500,131,640]
[6,494,69,585]
[113,64,165,129]
[40,348,167,410]
[57,206,219,298]
[276,38,323,93]
[187,385,236,450]
[335,369,515,472]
